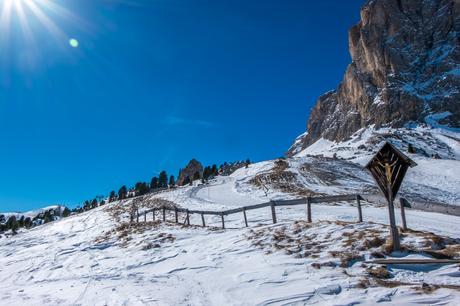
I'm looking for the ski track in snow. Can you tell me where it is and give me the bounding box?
[1,150,460,305]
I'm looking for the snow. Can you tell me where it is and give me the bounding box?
[425,112,460,133]
[1,161,460,305]
[1,205,64,218]
[1,124,460,305]
[294,125,460,206]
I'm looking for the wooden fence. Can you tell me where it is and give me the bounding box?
[135,194,369,229]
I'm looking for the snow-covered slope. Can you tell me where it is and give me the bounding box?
[1,163,460,305]
[286,125,460,207]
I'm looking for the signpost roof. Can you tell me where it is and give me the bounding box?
[365,141,417,200]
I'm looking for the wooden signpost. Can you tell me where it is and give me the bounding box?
[365,142,417,251]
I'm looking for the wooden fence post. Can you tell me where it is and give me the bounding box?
[174,207,178,223]
[357,195,363,222]
[144,212,146,223]
[221,213,225,229]
[270,201,277,224]
[307,197,312,223]
[186,210,190,226]
[399,198,408,231]
[243,207,248,227]
[162,206,166,222]
[136,209,139,223]
[201,213,205,227]
[152,209,155,221]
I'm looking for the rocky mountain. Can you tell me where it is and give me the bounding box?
[177,159,203,186]
[288,0,460,156]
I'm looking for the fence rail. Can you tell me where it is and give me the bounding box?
[135,194,367,229]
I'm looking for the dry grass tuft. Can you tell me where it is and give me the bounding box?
[366,266,392,279]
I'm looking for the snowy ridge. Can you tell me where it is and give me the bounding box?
[1,205,66,219]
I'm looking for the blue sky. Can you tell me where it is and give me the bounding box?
[0,0,364,211]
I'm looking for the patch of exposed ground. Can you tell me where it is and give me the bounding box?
[247,220,460,291]
[96,197,186,247]
[249,159,320,196]
[248,157,377,197]
[105,197,178,223]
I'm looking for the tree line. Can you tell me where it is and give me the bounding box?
[1,159,252,235]
[0,206,71,235]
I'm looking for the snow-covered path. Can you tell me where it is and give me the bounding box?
[194,177,265,207]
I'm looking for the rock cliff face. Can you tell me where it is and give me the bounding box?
[288,0,460,156]
[177,159,203,186]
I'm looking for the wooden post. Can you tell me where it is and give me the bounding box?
[174,207,178,223]
[144,212,146,223]
[270,201,277,224]
[243,207,248,227]
[307,197,312,223]
[357,195,363,222]
[152,209,155,221]
[221,213,225,229]
[186,210,190,226]
[387,184,400,251]
[201,213,205,227]
[136,209,139,223]
[162,206,166,222]
[399,198,408,231]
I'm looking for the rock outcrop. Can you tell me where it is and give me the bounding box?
[177,159,203,186]
[288,0,460,156]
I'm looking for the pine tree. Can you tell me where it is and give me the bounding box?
[150,177,159,190]
[135,182,149,196]
[169,175,175,188]
[43,210,52,223]
[193,171,201,181]
[62,207,71,217]
[109,191,117,202]
[118,185,128,199]
[183,176,190,186]
[245,158,251,168]
[18,216,25,228]
[211,164,218,176]
[159,171,168,188]
[135,182,143,196]
[91,198,98,209]
[203,166,211,181]
[24,217,32,228]
[6,216,19,234]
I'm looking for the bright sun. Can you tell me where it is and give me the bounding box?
[0,0,78,47]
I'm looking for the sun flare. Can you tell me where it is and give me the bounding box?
[0,0,77,46]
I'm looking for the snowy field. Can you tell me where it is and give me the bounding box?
[1,168,460,305]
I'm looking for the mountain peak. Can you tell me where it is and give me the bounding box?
[288,0,460,156]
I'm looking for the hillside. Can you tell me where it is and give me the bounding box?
[1,154,460,305]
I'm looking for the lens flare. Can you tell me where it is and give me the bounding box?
[69,38,79,48]
[0,0,81,49]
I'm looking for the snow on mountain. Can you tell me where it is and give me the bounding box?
[1,205,66,219]
[286,125,460,208]
[1,156,460,305]
[289,0,460,155]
